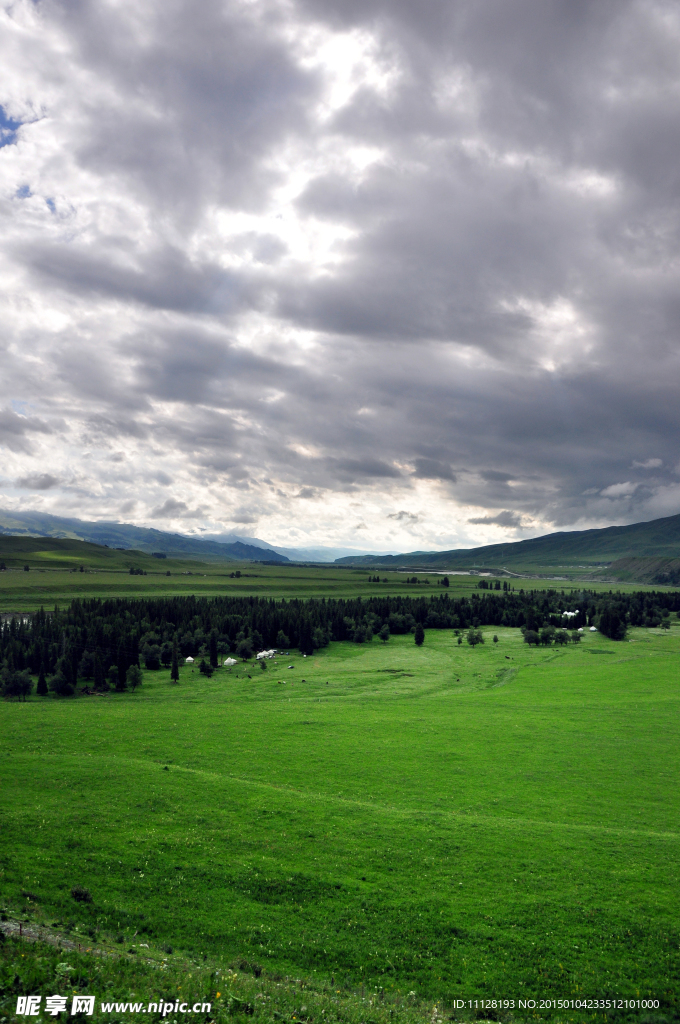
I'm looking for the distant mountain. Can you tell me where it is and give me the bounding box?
[197,533,394,563]
[334,513,680,574]
[0,510,290,562]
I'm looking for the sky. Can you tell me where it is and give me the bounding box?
[2,0,680,554]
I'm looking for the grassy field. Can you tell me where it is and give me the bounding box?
[1,562,674,613]
[1,625,678,1022]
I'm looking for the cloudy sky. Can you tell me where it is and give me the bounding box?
[2,0,680,553]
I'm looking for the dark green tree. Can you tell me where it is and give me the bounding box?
[117,641,128,690]
[598,606,626,641]
[442,576,449,588]
[126,665,142,691]
[209,630,218,668]
[414,623,425,646]
[170,642,179,683]
[236,638,254,661]
[3,668,33,700]
[94,653,106,691]
[379,624,390,643]
[298,620,314,656]
[276,630,291,649]
[36,662,48,696]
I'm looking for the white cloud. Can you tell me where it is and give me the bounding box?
[600,481,638,498]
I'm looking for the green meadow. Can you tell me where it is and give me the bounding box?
[1,625,679,1021]
[0,562,670,613]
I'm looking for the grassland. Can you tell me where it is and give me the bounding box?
[1,553,674,615]
[1,624,678,1022]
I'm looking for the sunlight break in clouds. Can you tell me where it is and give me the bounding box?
[2,0,680,552]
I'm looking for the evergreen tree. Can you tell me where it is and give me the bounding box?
[94,653,106,690]
[209,630,218,668]
[171,642,180,683]
[414,622,425,646]
[117,641,128,690]
[299,620,314,656]
[37,662,48,696]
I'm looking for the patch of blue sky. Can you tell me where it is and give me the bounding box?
[15,184,32,198]
[0,106,22,148]
[45,197,56,213]
[11,400,30,415]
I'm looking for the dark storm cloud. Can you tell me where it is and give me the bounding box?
[468,510,524,528]
[412,459,456,482]
[4,0,680,541]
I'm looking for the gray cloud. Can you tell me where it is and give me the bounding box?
[388,510,420,523]
[150,498,200,519]
[412,459,456,482]
[3,1,680,547]
[0,409,52,454]
[16,473,60,490]
[468,510,525,528]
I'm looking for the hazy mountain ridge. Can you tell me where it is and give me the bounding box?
[334,513,680,575]
[0,510,289,563]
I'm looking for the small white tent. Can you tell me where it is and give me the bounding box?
[185,656,194,663]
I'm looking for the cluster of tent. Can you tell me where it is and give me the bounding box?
[185,651,279,670]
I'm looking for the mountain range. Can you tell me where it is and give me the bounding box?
[334,512,680,580]
[0,509,291,563]
[3,508,680,582]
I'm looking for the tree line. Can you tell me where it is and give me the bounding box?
[1,587,678,698]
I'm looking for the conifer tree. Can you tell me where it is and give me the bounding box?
[94,652,105,690]
[298,620,313,656]
[171,642,180,683]
[117,640,128,690]
[37,662,48,696]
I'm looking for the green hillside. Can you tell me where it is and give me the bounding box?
[0,509,289,562]
[602,555,680,586]
[335,512,680,576]
[0,535,219,572]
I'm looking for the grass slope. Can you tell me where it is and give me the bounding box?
[605,557,680,586]
[335,512,680,576]
[0,510,288,562]
[1,628,678,1020]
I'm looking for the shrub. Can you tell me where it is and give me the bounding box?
[70,886,92,903]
